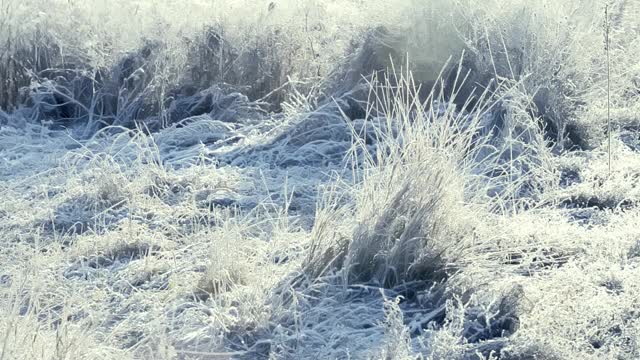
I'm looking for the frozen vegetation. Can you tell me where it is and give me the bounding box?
[1,0,640,359]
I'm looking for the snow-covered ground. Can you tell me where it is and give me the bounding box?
[2,1,640,359]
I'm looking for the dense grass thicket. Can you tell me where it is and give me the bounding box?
[2,0,640,359]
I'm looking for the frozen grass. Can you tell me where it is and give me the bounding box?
[2,0,640,359]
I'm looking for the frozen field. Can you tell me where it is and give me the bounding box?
[2,1,640,359]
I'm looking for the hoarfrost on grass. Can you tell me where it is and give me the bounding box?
[2,0,640,359]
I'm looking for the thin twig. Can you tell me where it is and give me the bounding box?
[605,3,612,176]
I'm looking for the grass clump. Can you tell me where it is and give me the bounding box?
[306,64,505,288]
